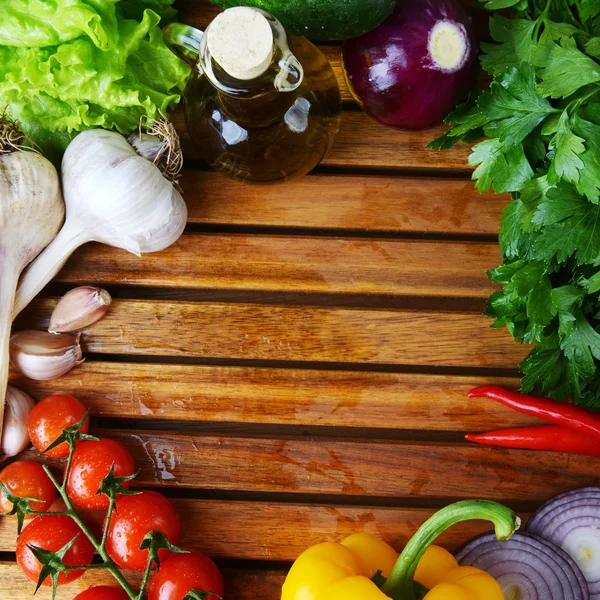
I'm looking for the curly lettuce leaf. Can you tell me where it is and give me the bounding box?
[0,0,119,49]
[0,6,190,160]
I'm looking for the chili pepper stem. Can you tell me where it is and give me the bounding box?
[381,500,520,600]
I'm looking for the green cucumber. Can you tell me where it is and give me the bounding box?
[209,0,396,41]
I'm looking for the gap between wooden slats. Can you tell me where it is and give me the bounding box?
[11,365,537,431]
[0,500,527,558]
[18,299,528,368]
[48,236,500,298]
[181,173,505,234]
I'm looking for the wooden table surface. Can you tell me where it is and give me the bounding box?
[2,2,599,598]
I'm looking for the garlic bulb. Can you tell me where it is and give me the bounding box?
[49,286,111,333]
[1,386,35,459]
[10,330,84,380]
[13,125,187,317]
[0,118,64,441]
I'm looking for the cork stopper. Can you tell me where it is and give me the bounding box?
[207,7,274,81]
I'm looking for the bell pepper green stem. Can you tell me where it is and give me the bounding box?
[381,500,520,600]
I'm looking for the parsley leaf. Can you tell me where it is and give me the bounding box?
[427,97,488,150]
[534,37,600,99]
[477,0,525,8]
[480,65,558,146]
[580,0,600,21]
[547,111,585,184]
[533,184,600,265]
[480,16,536,75]
[469,138,534,193]
[559,310,600,386]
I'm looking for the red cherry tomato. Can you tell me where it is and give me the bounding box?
[66,438,135,510]
[106,490,180,572]
[149,552,224,600]
[74,586,130,600]
[16,515,95,585]
[27,394,89,458]
[0,460,56,513]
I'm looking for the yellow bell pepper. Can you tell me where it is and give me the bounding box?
[281,500,519,600]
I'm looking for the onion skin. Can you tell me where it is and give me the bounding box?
[342,0,478,130]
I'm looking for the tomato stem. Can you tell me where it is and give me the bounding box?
[102,494,117,549]
[136,550,155,600]
[41,443,139,599]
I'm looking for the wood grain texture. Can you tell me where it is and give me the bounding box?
[174,109,474,171]
[51,236,500,298]
[0,563,283,600]
[19,299,528,368]
[75,429,600,500]
[11,365,538,431]
[181,172,505,234]
[0,499,522,558]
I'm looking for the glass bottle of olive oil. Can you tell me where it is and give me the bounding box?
[164,8,342,184]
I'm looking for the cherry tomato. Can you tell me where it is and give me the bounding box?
[0,460,56,513]
[106,490,180,572]
[27,394,89,458]
[74,586,130,600]
[16,515,95,585]
[149,552,224,600]
[66,438,135,510]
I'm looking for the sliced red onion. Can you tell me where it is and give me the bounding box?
[526,488,600,599]
[456,531,589,600]
[527,488,600,533]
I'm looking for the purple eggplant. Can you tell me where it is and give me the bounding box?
[342,0,478,130]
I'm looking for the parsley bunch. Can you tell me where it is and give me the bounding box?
[431,0,600,406]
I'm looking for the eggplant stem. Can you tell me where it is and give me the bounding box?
[13,224,90,319]
[381,500,520,600]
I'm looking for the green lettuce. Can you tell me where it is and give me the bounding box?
[0,0,190,161]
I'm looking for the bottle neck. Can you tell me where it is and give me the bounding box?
[198,9,304,115]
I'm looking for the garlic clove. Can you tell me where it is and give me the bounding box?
[49,286,111,333]
[1,385,35,459]
[10,330,84,381]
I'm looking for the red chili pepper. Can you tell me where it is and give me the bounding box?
[466,425,600,457]
[468,385,600,441]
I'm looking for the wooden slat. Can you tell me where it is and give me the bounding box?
[175,109,473,171]
[61,429,597,500]
[0,563,283,600]
[51,236,499,298]
[181,172,505,234]
[20,299,528,368]
[12,365,539,431]
[0,499,519,558]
